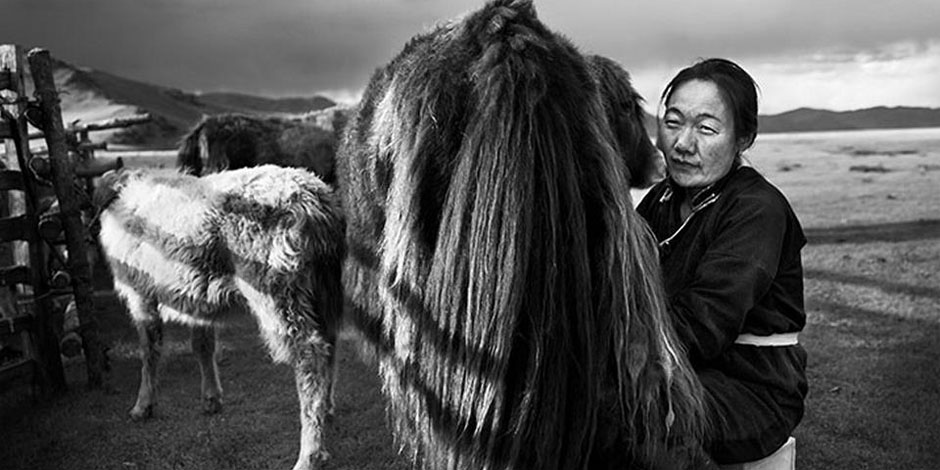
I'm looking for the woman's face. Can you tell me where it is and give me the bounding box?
[658,79,741,189]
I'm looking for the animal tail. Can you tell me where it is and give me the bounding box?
[435,4,601,465]
[176,117,208,175]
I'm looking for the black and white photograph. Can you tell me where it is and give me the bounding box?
[1,1,938,469]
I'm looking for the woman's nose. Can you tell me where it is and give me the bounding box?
[674,127,695,154]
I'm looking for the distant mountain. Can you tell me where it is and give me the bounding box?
[759,107,940,134]
[38,56,940,147]
[640,106,940,136]
[197,92,336,115]
[37,58,335,148]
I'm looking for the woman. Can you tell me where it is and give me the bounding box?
[637,58,808,465]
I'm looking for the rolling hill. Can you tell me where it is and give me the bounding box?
[30,57,940,149]
[33,58,335,149]
[642,106,940,137]
[758,107,940,133]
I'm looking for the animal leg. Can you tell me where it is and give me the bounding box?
[191,324,223,415]
[234,276,335,470]
[291,337,336,470]
[129,300,163,420]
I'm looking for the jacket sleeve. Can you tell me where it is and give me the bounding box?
[668,193,788,363]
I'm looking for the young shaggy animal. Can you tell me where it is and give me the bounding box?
[94,165,344,470]
[338,1,707,468]
[176,106,353,184]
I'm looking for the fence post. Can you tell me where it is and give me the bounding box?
[27,48,106,389]
[1,44,67,394]
[0,45,29,284]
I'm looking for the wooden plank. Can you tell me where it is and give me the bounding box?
[0,265,30,288]
[0,70,11,91]
[27,114,152,140]
[0,46,21,96]
[77,141,107,152]
[0,45,31,277]
[3,45,66,396]
[1,45,27,94]
[0,214,32,242]
[0,311,33,338]
[75,156,122,178]
[70,114,151,132]
[0,169,25,191]
[28,48,102,390]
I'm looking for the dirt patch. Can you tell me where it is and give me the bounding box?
[805,219,940,244]
[848,164,893,173]
[839,146,921,157]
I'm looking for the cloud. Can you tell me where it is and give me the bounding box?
[2,0,938,112]
[539,0,940,67]
[629,39,940,114]
[750,40,940,113]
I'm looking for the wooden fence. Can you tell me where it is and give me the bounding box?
[0,44,150,395]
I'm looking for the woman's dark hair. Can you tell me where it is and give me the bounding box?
[661,58,760,150]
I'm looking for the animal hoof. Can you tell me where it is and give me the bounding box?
[291,451,330,470]
[129,405,153,421]
[202,396,223,415]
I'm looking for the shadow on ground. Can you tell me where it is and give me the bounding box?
[797,295,940,470]
[805,219,940,245]
[0,294,410,470]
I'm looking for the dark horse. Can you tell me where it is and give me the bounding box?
[338,1,704,469]
[176,106,351,184]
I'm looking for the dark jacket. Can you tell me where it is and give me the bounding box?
[637,165,808,462]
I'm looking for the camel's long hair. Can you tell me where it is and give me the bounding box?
[339,1,705,468]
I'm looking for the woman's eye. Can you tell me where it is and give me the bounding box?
[664,119,681,129]
[698,125,717,135]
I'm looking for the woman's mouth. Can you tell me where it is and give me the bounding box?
[670,158,699,169]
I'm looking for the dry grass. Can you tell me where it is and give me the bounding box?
[2,127,940,469]
[749,127,940,228]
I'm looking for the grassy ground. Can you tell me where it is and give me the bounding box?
[796,239,940,469]
[0,298,410,470]
[756,128,940,469]
[2,128,939,469]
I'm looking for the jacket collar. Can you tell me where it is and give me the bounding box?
[658,161,742,211]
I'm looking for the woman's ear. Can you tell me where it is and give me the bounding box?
[737,134,755,154]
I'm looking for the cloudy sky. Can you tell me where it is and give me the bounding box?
[3,0,939,114]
